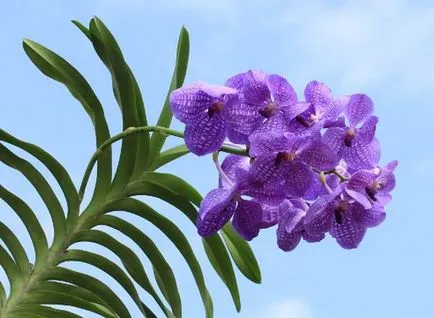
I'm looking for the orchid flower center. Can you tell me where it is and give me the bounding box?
[295,112,318,128]
[274,151,296,166]
[259,102,277,118]
[208,102,224,117]
[334,200,349,224]
[344,127,356,147]
[365,181,382,201]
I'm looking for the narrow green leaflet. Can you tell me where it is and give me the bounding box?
[99,215,182,317]
[88,17,140,193]
[140,172,262,284]
[0,129,79,226]
[125,178,241,311]
[68,229,173,317]
[41,267,131,318]
[0,185,48,262]
[0,245,20,295]
[31,281,112,309]
[60,249,154,317]
[221,224,262,284]
[104,198,214,318]
[20,290,116,317]
[0,144,65,244]
[149,144,190,171]
[0,281,6,308]
[10,305,82,318]
[0,221,30,276]
[148,26,190,166]
[22,38,111,201]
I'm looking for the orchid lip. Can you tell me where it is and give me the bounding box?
[259,102,277,118]
[208,102,224,117]
[344,128,356,147]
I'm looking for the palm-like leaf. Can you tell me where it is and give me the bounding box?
[0,17,261,318]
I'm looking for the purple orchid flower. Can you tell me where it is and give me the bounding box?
[223,70,310,143]
[170,82,237,155]
[345,160,398,209]
[303,186,386,249]
[322,94,381,169]
[288,81,346,135]
[248,132,339,197]
[277,202,325,252]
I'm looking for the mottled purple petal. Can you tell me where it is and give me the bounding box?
[266,74,297,105]
[242,70,270,104]
[344,138,381,169]
[356,116,378,145]
[184,112,226,156]
[232,200,263,240]
[302,231,325,243]
[249,154,285,184]
[170,83,213,124]
[353,203,386,228]
[251,111,289,136]
[304,173,339,201]
[304,194,338,235]
[304,80,332,107]
[330,206,367,249]
[284,160,314,198]
[346,170,376,208]
[322,127,345,159]
[226,126,250,145]
[299,141,339,171]
[321,96,349,122]
[243,180,287,205]
[197,189,236,236]
[284,102,312,121]
[344,94,374,127]
[224,95,263,135]
[225,72,246,90]
[259,200,293,228]
[277,209,305,252]
[219,155,250,188]
[249,131,292,157]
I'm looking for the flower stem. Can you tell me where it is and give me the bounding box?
[212,151,235,188]
[78,126,248,202]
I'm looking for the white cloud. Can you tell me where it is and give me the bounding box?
[276,0,434,92]
[255,298,313,318]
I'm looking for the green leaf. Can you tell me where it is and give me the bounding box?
[10,305,82,318]
[41,267,131,318]
[0,144,65,244]
[125,178,241,311]
[68,230,173,317]
[99,215,182,318]
[71,20,91,39]
[20,290,116,317]
[60,249,155,317]
[0,129,79,226]
[0,280,6,308]
[88,17,140,193]
[0,185,48,262]
[141,172,262,284]
[31,281,111,308]
[149,144,190,171]
[148,26,190,166]
[0,244,21,296]
[221,224,262,284]
[22,38,111,201]
[104,198,213,318]
[0,221,30,276]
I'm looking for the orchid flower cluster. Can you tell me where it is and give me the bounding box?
[170,70,397,250]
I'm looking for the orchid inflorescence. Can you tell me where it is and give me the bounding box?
[170,70,397,250]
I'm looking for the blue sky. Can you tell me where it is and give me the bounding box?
[0,0,433,317]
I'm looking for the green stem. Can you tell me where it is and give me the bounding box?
[78,126,248,202]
